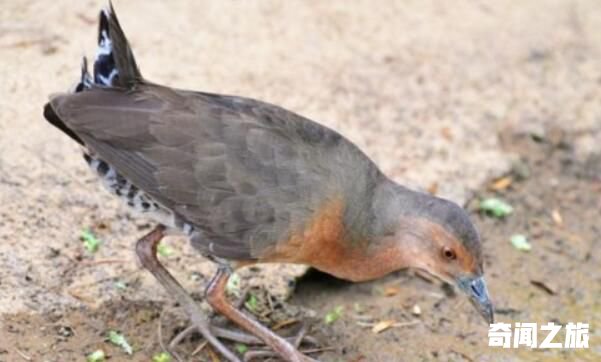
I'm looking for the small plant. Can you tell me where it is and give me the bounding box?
[510,234,532,251]
[235,343,248,354]
[479,198,513,218]
[86,350,105,362]
[244,293,259,312]
[324,305,344,324]
[81,229,102,253]
[157,242,173,257]
[152,351,172,362]
[107,330,133,355]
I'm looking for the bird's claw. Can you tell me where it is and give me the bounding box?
[243,323,320,361]
[169,320,319,360]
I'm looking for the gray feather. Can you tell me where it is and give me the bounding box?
[48,84,382,259]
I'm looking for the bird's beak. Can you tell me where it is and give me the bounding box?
[457,276,494,324]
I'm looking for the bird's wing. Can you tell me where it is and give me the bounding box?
[47,84,357,259]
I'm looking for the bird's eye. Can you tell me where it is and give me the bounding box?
[442,247,456,261]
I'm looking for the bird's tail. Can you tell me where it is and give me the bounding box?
[73,2,141,93]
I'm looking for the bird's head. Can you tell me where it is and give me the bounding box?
[373,185,494,324]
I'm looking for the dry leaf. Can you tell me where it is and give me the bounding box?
[427,182,438,195]
[531,280,556,295]
[207,346,220,362]
[383,286,400,297]
[440,127,453,141]
[372,320,396,334]
[551,209,563,227]
[489,176,513,191]
[76,13,96,25]
[414,270,437,283]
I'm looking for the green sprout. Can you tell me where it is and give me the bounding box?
[226,273,241,296]
[235,343,248,354]
[86,350,105,362]
[113,280,128,291]
[81,229,101,253]
[479,198,513,218]
[152,351,172,362]
[107,330,133,355]
[244,293,259,312]
[324,305,344,324]
[510,234,532,252]
[157,242,173,257]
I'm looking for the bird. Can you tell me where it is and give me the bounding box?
[44,3,493,362]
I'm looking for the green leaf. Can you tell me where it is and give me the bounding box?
[108,330,133,355]
[510,234,532,251]
[226,273,241,296]
[113,280,128,290]
[86,350,106,362]
[324,305,344,324]
[479,198,513,218]
[235,343,248,354]
[244,293,259,312]
[157,242,173,257]
[81,229,101,253]
[152,352,172,362]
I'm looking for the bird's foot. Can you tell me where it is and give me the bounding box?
[169,321,319,358]
[242,322,319,362]
[167,322,244,362]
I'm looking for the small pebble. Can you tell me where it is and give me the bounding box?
[412,304,422,316]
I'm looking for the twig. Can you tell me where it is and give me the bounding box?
[67,289,96,304]
[157,309,168,355]
[169,325,195,349]
[207,345,220,362]
[15,348,32,361]
[272,318,299,330]
[301,346,336,354]
[450,349,474,362]
[356,320,420,328]
[76,259,128,268]
[245,346,335,361]
[191,340,208,356]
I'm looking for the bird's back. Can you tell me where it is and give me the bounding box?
[48,82,382,260]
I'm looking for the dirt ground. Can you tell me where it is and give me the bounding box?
[1,1,600,361]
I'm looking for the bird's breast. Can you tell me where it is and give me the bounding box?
[257,197,403,282]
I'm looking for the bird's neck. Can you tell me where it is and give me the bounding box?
[351,177,420,240]
[341,178,430,278]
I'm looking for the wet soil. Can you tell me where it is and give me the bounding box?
[1,132,599,362]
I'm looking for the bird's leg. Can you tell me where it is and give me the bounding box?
[135,225,241,362]
[205,266,317,362]
[209,286,318,345]
[167,273,317,350]
[210,286,251,326]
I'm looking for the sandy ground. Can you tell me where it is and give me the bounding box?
[0,0,600,361]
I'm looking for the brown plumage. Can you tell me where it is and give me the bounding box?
[44,3,492,362]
